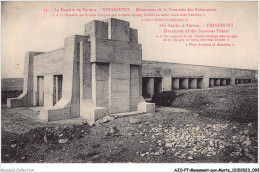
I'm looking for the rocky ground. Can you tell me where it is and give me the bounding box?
[1,84,258,163]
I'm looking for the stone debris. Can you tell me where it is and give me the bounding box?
[137,122,256,161]
[103,116,114,123]
[188,156,193,160]
[140,153,145,157]
[129,118,140,124]
[43,135,48,143]
[165,143,172,148]
[108,126,117,134]
[95,119,103,126]
[219,98,227,102]
[11,144,17,148]
[58,139,68,144]
[159,147,164,154]
[154,152,160,156]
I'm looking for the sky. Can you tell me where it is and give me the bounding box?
[1,1,258,78]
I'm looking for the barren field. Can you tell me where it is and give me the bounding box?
[1,84,258,163]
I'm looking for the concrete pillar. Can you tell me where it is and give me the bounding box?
[180,78,188,89]
[240,79,244,84]
[162,76,172,91]
[221,79,226,86]
[202,77,209,88]
[172,78,179,90]
[189,78,197,89]
[214,78,220,86]
[147,78,154,98]
[209,78,214,87]
[197,78,203,89]
[231,77,236,85]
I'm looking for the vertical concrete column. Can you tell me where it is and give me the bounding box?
[214,78,220,86]
[221,79,226,86]
[80,41,92,100]
[44,75,54,107]
[197,78,203,89]
[209,78,214,87]
[62,35,89,118]
[172,78,179,90]
[180,78,188,89]
[240,79,244,84]
[162,76,172,91]
[189,78,197,89]
[130,65,140,111]
[80,41,84,100]
[231,77,236,85]
[147,78,154,98]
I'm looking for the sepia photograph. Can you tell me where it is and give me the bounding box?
[1,1,259,172]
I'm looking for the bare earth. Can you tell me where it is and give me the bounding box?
[1,84,258,163]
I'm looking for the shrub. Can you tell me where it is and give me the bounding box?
[151,91,177,107]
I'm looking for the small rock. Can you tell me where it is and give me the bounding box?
[59,134,63,137]
[58,139,68,144]
[207,124,212,128]
[11,144,17,148]
[165,143,172,148]
[193,114,199,117]
[54,126,59,130]
[152,135,155,139]
[109,126,117,134]
[244,130,249,134]
[103,116,114,123]
[21,157,25,160]
[44,135,48,143]
[154,152,160,156]
[159,125,162,128]
[95,119,103,125]
[188,156,193,160]
[129,118,140,124]
[140,153,145,157]
[219,98,226,102]
[88,121,95,127]
[159,147,164,154]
